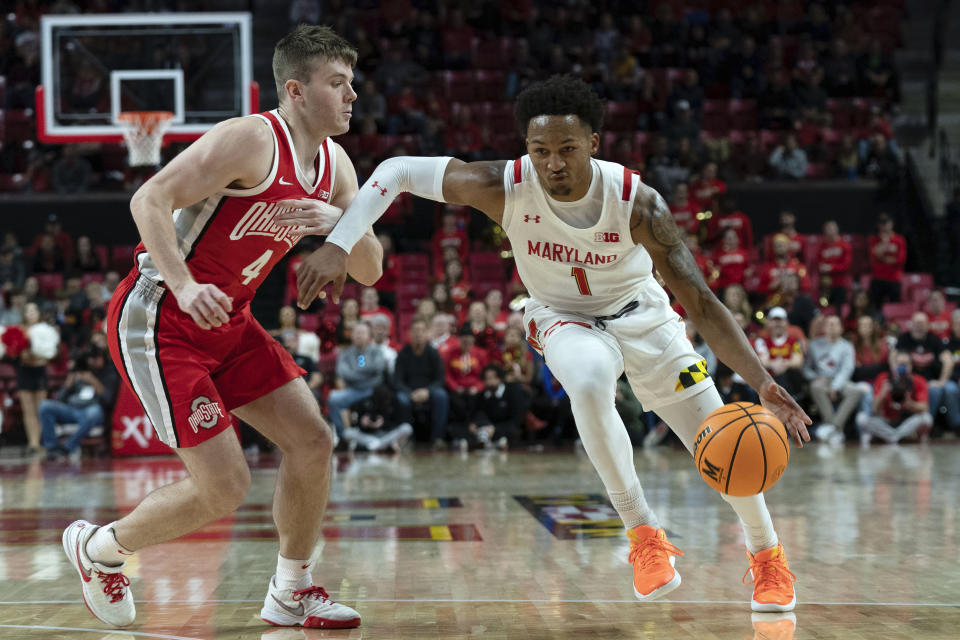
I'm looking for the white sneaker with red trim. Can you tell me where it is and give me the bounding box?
[260,576,361,629]
[61,520,135,628]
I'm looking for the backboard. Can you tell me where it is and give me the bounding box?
[37,12,257,144]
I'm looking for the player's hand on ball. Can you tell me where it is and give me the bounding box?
[175,281,232,330]
[297,242,348,309]
[758,380,811,447]
[275,199,343,236]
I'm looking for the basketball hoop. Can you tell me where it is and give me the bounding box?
[116,111,174,166]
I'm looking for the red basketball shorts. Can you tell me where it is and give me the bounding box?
[106,273,304,448]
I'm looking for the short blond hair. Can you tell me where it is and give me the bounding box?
[272,24,357,101]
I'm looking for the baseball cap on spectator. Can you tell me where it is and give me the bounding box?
[457,323,474,337]
[767,306,788,320]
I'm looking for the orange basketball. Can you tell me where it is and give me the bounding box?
[694,402,790,497]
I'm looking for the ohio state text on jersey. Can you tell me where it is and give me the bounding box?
[132,110,336,311]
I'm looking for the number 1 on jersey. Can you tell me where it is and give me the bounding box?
[570,266,592,296]
[241,250,274,286]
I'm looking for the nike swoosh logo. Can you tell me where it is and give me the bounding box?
[75,539,92,583]
[272,594,304,617]
[301,563,311,570]
[279,177,293,185]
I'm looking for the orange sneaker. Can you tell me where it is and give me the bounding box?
[626,525,683,601]
[743,542,797,612]
[751,612,796,640]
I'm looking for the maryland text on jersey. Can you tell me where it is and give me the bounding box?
[527,240,619,266]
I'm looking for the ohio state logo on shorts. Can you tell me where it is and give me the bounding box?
[188,396,226,433]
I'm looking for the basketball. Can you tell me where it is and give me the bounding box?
[694,402,790,497]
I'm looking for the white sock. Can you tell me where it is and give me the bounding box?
[85,522,135,567]
[276,554,312,592]
[721,494,779,553]
[609,480,660,531]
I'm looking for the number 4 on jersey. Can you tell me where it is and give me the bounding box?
[570,266,592,296]
[241,250,274,286]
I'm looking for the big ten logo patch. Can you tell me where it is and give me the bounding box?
[188,396,225,433]
[594,231,620,243]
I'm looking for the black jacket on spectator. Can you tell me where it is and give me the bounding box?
[393,343,445,393]
[896,332,944,380]
[474,383,527,439]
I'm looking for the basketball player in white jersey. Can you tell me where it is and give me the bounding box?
[61,26,379,629]
[294,75,812,611]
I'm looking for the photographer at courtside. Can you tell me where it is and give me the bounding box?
[855,351,933,445]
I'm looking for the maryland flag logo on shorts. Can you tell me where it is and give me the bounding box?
[675,359,710,392]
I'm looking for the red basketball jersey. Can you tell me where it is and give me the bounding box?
[130,110,335,312]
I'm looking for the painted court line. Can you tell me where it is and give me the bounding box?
[1,599,959,607]
[0,625,202,640]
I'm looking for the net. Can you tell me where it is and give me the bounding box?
[116,111,175,166]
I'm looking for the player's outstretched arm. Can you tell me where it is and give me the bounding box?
[129,117,273,329]
[629,185,811,446]
[293,156,507,308]
[275,143,384,286]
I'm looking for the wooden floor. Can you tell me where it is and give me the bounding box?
[0,441,958,639]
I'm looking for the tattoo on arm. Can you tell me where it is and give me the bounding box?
[634,190,707,288]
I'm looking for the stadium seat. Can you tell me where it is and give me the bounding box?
[34,273,64,297]
[0,109,33,143]
[902,273,934,302]
[827,99,854,129]
[297,313,320,333]
[442,71,475,102]
[882,302,916,327]
[473,70,506,102]
[701,99,729,134]
[111,245,136,271]
[805,162,830,179]
[476,102,514,133]
[81,273,105,286]
[605,102,638,132]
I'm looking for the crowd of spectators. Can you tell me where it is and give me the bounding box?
[2,1,905,193]
[5,1,950,457]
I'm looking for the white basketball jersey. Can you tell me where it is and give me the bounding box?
[503,156,673,317]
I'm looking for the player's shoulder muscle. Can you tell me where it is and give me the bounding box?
[177,116,272,187]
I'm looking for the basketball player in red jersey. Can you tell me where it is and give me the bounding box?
[299,76,811,612]
[61,26,378,629]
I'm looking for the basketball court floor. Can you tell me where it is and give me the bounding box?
[0,443,957,639]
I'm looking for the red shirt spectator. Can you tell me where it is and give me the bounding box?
[753,330,804,374]
[712,209,753,251]
[445,105,484,153]
[360,287,394,335]
[926,291,952,340]
[685,233,718,290]
[757,233,811,295]
[817,225,853,290]
[873,371,928,423]
[432,210,469,266]
[444,333,486,393]
[714,229,749,290]
[763,210,805,261]
[868,227,907,284]
[689,162,726,211]
[669,183,701,235]
[30,214,75,265]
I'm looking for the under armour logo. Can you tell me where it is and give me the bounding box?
[523,215,541,223]
[371,181,387,196]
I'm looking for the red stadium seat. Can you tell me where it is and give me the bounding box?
[34,273,64,297]
[297,313,320,333]
[476,102,514,133]
[111,245,136,271]
[882,302,916,327]
[805,162,830,179]
[827,99,854,129]
[442,71,475,102]
[605,102,638,132]
[701,100,730,134]
[81,273,105,286]
[0,109,33,143]
[902,273,934,302]
[94,244,109,268]
[473,71,506,102]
